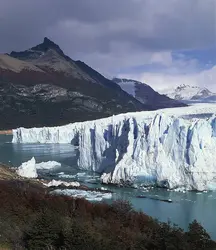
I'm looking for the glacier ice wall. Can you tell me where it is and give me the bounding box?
[12,111,216,191]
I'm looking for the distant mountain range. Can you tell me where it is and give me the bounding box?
[113,78,186,109]
[160,84,216,102]
[0,37,185,129]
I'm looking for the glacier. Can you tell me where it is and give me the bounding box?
[13,105,216,191]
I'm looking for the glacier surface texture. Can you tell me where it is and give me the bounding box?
[13,105,216,191]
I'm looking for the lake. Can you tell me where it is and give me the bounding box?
[0,134,215,239]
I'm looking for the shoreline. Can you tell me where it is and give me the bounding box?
[0,130,12,135]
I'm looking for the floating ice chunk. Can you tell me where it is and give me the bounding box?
[58,173,77,179]
[17,158,62,178]
[36,161,61,170]
[44,179,80,187]
[172,187,187,193]
[52,189,112,201]
[17,157,38,178]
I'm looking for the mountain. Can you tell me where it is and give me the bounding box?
[0,38,153,129]
[113,78,187,109]
[0,37,186,129]
[161,84,215,101]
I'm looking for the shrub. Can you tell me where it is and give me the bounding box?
[0,180,215,250]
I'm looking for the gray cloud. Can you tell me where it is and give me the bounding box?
[0,0,215,73]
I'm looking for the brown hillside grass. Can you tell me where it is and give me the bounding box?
[0,178,215,249]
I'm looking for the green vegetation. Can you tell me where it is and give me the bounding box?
[0,179,215,250]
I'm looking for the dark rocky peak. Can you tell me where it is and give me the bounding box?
[75,61,121,90]
[31,37,64,55]
[176,84,199,91]
[10,37,69,62]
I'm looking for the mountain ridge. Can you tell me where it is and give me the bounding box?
[0,38,148,129]
[161,84,215,101]
[113,77,187,109]
[0,37,186,129]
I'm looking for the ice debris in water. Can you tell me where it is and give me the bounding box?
[35,161,61,170]
[17,157,61,178]
[44,179,80,187]
[13,105,216,191]
[52,189,112,201]
[17,157,38,178]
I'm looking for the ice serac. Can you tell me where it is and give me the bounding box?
[13,109,216,191]
[17,157,38,178]
[17,158,62,178]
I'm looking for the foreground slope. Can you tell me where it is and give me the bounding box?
[13,103,216,191]
[0,38,148,129]
[1,178,215,249]
[113,78,187,108]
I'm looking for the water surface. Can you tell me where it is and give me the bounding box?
[0,135,215,239]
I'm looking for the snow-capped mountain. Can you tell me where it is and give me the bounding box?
[161,84,215,101]
[113,78,186,109]
[13,103,216,191]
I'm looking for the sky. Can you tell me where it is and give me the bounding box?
[0,0,216,91]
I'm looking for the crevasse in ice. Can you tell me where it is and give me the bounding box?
[13,109,216,191]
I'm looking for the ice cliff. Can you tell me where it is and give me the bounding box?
[13,108,216,191]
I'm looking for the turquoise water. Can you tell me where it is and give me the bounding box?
[0,135,215,239]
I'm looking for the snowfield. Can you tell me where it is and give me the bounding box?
[160,84,215,101]
[13,104,216,191]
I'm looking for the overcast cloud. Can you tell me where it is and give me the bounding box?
[0,0,216,90]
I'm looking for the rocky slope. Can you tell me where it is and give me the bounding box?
[0,37,185,129]
[113,78,187,109]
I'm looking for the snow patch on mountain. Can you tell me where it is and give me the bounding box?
[116,79,136,97]
[113,78,186,108]
[161,84,215,101]
[13,104,216,191]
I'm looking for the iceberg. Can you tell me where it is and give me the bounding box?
[17,157,61,178]
[17,157,38,178]
[13,105,216,191]
[35,161,61,170]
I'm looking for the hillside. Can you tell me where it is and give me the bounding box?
[0,38,148,129]
[113,78,187,109]
[0,38,186,129]
[0,165,215,249]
